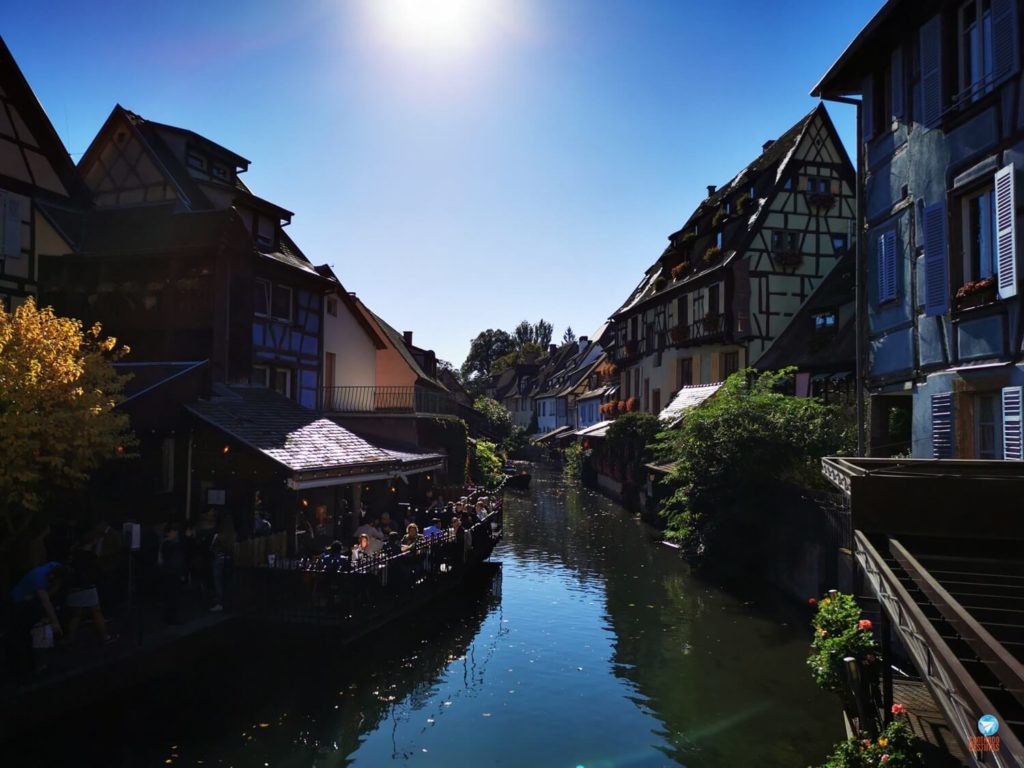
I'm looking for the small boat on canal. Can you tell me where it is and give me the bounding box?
[503,462,531,489]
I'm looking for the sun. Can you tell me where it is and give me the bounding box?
[366,0,499,55]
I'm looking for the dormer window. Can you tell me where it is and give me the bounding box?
[814,311,837,331]
[186,151,206,171]
[256,216,276,249]
[211,163,230,181]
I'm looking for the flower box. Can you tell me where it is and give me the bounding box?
[670,325,689,343]
[955,279,996,310]
[624,340,638,357]
[806,191,836,210]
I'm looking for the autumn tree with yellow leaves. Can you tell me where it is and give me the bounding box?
[0,297,133,536]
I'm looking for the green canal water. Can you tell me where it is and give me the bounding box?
[19,466,842,767]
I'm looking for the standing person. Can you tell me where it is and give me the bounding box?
[158,524,185,625]
[64,528,116,645]
[449,516,472,569]
[209,517,236,613]
[5,562,63,685]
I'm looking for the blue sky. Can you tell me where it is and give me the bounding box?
[6,1,879,366]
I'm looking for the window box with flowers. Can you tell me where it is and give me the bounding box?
[712,207,728,227]
[670,323,689,344]
[954,277,996,311]
[703,245,722,263]
[624,340,638,358]
[806,191,836,210]
[671,262,690,281]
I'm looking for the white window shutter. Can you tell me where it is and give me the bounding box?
[995,163,1017,299]
[931,392,954,458]
[2,193,22,258]
[1003,386,1023,460]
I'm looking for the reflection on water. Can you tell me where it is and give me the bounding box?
[6,465,842,767]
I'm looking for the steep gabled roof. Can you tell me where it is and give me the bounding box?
[611,105,832,319]
[358,301,449,392]
[0,36,89,201]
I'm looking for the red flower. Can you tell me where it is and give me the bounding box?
[808,598,817,605]
[891,703,907,715]
[858,619,873,631]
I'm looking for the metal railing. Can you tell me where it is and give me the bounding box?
[321,385,458,415]
[232,506,503,627]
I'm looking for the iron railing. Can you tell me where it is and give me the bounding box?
[321,385,458,415]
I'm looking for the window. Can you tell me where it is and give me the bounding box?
[678,358,693,388]
[708,283,720,318]
[693,292,705,321]
[272,369,292,399]
[715,230,724,248]
[960,185,997,282]
[652,389,661,415]
[326,297,338,317]
[832,234,849,254]
[256,217,276,249]
[783,177,793,191]
[186,151,206,171]
[959,0,995,103]
[976,392,1002,458]
[814,311,838,331]
[771,230,801,253]
[254,279,270,317]
[805,176,830,193]
[722,351,739,378]
[252,365,270,387]
[211,164,230,181]
[271,285,293,322]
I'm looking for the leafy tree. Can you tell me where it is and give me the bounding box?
[460,329,515,383]
[0,298,134,534]
[655,368,853,545]
[533,319,553,349]
[513,320,535,347]
[437,358,459,380]
[562,326,576,344]
[491,341,544,375]
[470,440,504,488]
[472,396,513,440]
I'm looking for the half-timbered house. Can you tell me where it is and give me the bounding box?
[609,104,856,414]
[0,37,90,309]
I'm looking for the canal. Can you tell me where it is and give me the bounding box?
[16,465,842,767]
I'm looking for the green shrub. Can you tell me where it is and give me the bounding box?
[564,441,590,485]
[470,439,504,488]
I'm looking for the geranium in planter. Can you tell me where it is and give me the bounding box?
[712,208,728,227]
[671,262,690,280]
[626,397,638,412]
[703,245,722,263]
[955,277,996,309]
[654,275,667,291]
[807,592,880,694]
[735,192,751,214]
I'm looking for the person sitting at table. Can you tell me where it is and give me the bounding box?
[400,523,426,552]
[422,518,444,541]
[354,516,384,546]
[351,533,374,567]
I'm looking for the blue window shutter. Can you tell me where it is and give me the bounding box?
[891,47,905,120]
[995,163,1018,299]
[920,15,943,127]
[877,231,897,303]
[931,393,954,458]
[923,202,949,316]
[861,76,874,141]
[1003,386,1023,460]
[992,0,1019,82]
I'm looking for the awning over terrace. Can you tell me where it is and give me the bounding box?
[575,420,615,439]
[658,383,721,428]
[531,426,574,444]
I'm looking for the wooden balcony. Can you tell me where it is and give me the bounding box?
[321,385,458,416]
[671,313,730,347]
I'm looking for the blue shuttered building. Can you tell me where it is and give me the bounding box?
[814,0,1024,460]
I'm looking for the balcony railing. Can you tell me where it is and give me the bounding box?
[322,385,458,416]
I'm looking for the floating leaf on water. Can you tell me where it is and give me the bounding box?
[258,723,269,729]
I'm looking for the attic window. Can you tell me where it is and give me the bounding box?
[814,311,837,331]
[211,163,230,181]
[186,151,206,171]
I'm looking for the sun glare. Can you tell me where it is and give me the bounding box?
[367,0,502,55]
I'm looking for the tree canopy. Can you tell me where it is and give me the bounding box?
[460,329,515,383]
[472,396,514,440]
[0,298,134,531]
[562,326,576,344]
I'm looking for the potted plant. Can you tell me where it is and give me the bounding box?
[670,323,689,343]
[955,277,996,310]
[735,192,751,214]
[712,207,728,227]
[704,245,722,263]
[807,190,837,210]
[654,275,667,291]
[626,397,639,412]
[671,262,690,280]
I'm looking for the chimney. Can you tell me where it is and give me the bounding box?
[549,344,557,355]
[762,139,775,152]
[578,336,588,346]
[403,331,413,346]
[706,185,716,197]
